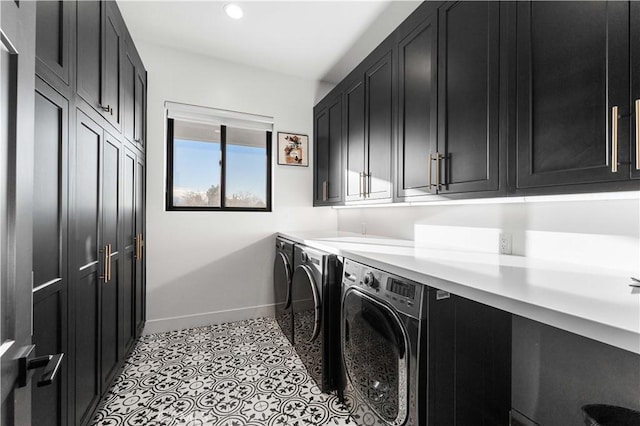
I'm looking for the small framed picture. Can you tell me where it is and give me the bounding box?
[277,132,308,166]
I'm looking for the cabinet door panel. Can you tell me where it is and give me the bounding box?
[439,1,500,194]
[76,0,102,110]
[74,111,102,425]
[516,1,630,189]
[100,134,120,391]
[134,159,145,335]
[315,107,330,204]
[397,15,437,198]
[345,80,366,201]
[134,70,145,147]
[122,151,136,352]
[103,8,121,128]
[123,52,135,144]
[36,0,71,86]
[366,51,393,200]
[328,100,342,201]
[32,80,68,426]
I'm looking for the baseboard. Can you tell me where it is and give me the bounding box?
[142,303,276,335]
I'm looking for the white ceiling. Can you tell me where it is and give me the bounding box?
[116,1,422,84]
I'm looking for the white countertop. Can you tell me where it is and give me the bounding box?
[278,231,640,354]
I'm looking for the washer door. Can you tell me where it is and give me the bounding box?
[273,251,293,343]
[291,264,321,344]
[342,288,408,426]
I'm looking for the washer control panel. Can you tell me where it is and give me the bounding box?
[342,259,425,319]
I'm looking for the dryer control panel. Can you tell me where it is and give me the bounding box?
[342,259,426,320]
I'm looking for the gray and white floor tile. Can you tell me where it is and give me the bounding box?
[91,317,353,426]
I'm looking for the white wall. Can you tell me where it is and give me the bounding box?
[338,195,640,276]
[139,41,337,333]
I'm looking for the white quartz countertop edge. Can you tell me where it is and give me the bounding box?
[277,231,640,355]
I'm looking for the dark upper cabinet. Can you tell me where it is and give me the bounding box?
[344,47,394,202]
[35,0,73,90]
[365,51,394,200]
[437,1,501,195]
[344,76,366,201]
[134,67,146,149]
[314,93,343,206]
[102,3,123,130]
[122,46,136,144]
[77,0,124,130]
[396,12,437,199]
[76,0,103,112]
[632,2,640,181]
[514,1,631,191]
[397,1,501,201]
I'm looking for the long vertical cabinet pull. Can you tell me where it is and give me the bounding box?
[635,99,640,170]
[428,153,443,191]
[107,244,112,282]
[359,172,364,197]
[365,173,370,198]
[611,106,619,173]
[134,234,143,261]
[322,181,328,201]
[100,245,111,282]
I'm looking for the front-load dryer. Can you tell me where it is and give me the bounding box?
[291,244,343,394]
[274,236,295,345]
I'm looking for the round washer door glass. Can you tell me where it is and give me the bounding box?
[273,251,292,309]
[343,289,408,425]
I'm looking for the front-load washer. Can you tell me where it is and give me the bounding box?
[274,236,295,345]
[291,244,343,394]
[341,258,436,426]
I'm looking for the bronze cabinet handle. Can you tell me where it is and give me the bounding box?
[100,245,108,282]
[322,180,328,201]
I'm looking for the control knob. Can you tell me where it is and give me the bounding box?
[363,272,379,290]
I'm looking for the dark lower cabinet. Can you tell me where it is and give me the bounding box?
[32,78,69,426]
[515,1,631,191]
[511,316,640,426]
[431,294,511,426]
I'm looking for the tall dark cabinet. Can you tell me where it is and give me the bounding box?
[632,1,640,181]
[33,1,147,425]
[514,1,631,192]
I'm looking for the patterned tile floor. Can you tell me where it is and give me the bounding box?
[91,317,353,426]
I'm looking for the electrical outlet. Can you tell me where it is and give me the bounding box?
[499,233,512,255]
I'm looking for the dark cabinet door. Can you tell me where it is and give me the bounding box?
[134,157,145,336]
[102,4,122,130]
[314,95,343,206]
[121,149,136,353]
[344,78,366,201]
[134,68,146,148]
[396,13,437,199]
[32,78,68,426]
[365,50,394,200]
[76,0,103,112]
[35,0,72,88]
[632,2,640,181]
[100,131,121,393]
[73,110,103,426]
[122,49,136,145]
[431,294,511,426]
[515,1,630,190]
[438,1,500,195]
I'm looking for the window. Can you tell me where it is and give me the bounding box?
[166,103,272,211]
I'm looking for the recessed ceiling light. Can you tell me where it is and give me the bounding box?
[224,4,243,20]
